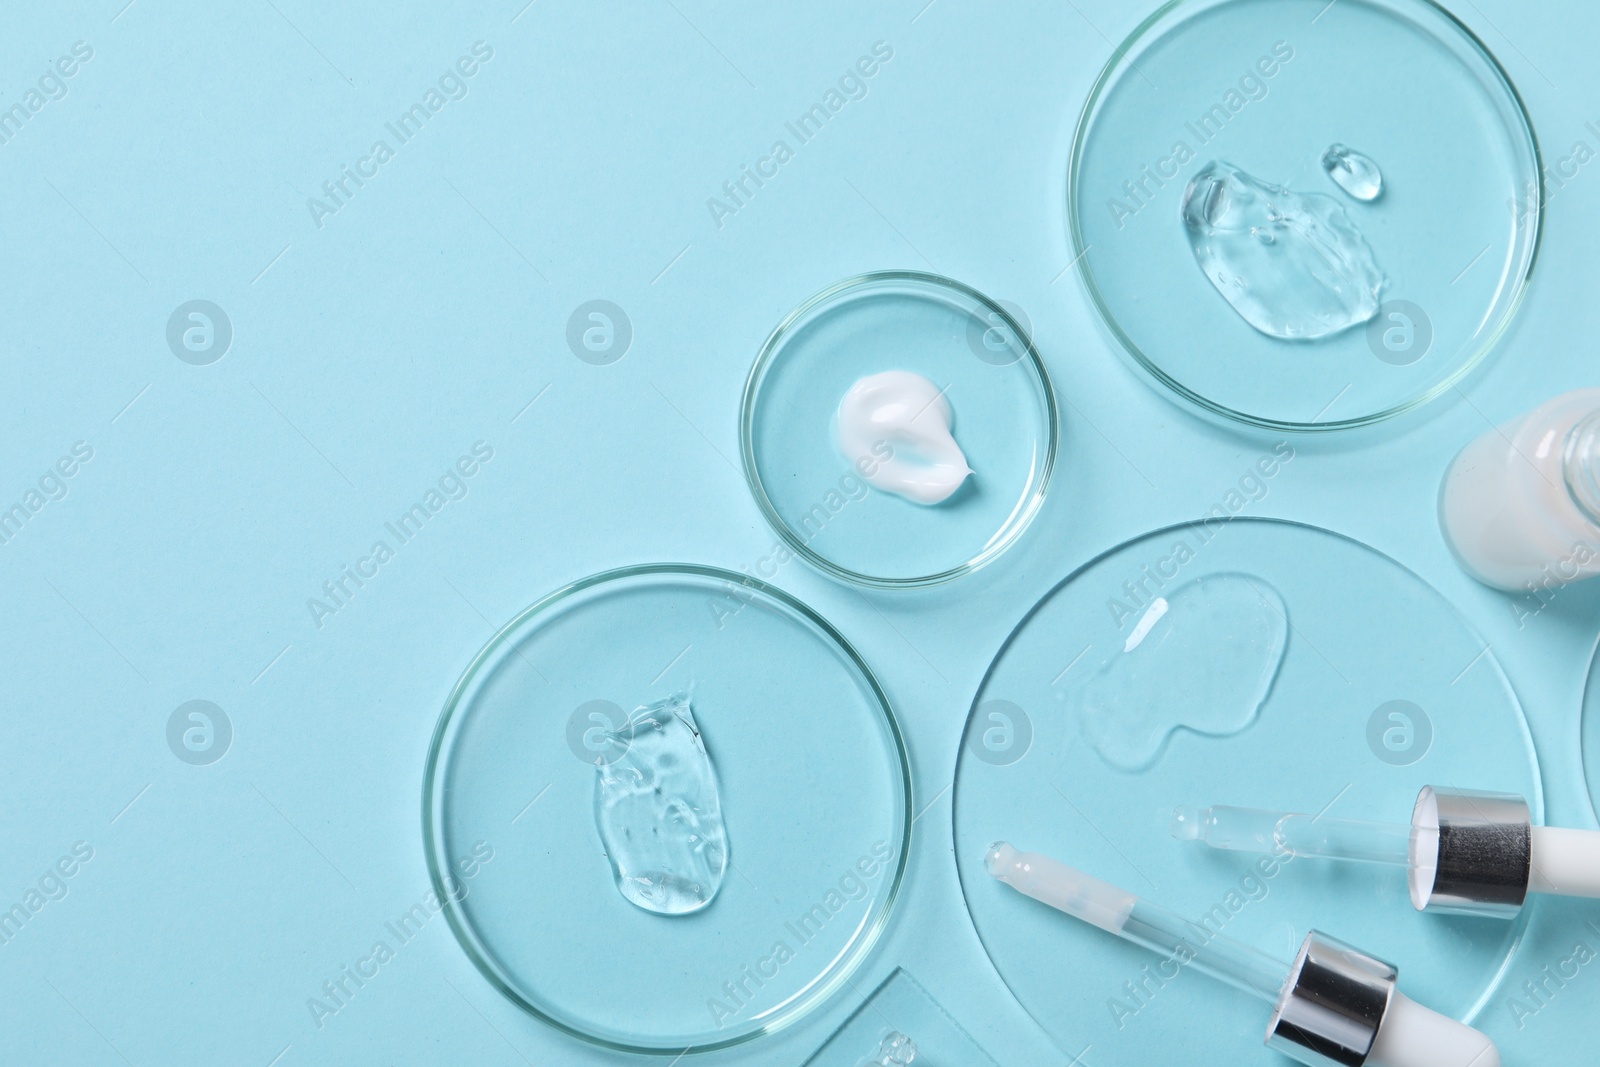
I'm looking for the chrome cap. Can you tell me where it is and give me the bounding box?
[1266,931,1396,1067]
[1408,786,1531,918]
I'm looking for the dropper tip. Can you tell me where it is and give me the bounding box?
[984,841,1018,878]
[980,842,1137,935]
[1170,805,1204,841]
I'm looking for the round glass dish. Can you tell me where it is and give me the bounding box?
[1069,0,1542,431]
[953,519,1540,1060]
[741,272,1058,587]
[1585,636,1600,824]
[424,565,910,1055]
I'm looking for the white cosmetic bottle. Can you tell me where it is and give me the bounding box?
[1439,388,1600,592]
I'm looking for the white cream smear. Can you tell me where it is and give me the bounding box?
[835,370,973,505]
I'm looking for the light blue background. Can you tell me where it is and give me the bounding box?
[1,1,1596,1065]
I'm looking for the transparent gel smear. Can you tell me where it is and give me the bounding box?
[861,1030,917,1066]
[1180,161,1384,340]
[1068,574,1288,771]
[594,694,728,915]
[1321,144,1384,202]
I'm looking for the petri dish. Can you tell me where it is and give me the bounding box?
[741,271,1058,587]
[1069,0,1542,431]
[424,564,910,1055]
[1585,636,1600,824]
[953,519,1540,1061]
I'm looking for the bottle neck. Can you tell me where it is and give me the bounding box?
[1563,408,1600,527]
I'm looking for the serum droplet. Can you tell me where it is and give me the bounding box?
[1181,161,1384,340]
[865,1030,918,1065]
[594,694,729,915]
[1321,143,1384,201]
[1067,573,1289,771]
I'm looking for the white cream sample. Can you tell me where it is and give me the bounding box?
[836,371,973,505]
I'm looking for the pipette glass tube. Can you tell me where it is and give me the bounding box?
[1171,804,1411,866]
[985,843,1500,1067]
[982,842,1285,1001]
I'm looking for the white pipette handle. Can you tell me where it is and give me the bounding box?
[1530,826,1600,896]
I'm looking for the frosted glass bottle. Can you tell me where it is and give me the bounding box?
[1439,389,1600,592]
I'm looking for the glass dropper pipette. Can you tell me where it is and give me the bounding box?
[1171,803,1411,864]
[985,842,1498,1067]
[1172,785,1600,918]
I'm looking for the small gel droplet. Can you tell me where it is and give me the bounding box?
[1321,143,1383,202]
[867,1030,918,1065]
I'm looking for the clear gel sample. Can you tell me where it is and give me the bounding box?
[1321,144,1384,201]
[594,694,729,916]
[1068,574,1288,771]
[1181,161,1385,340]
[861,1030,917,1066]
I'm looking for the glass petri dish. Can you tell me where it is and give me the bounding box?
[1069,0,1542,431]
[1585,637,1600,824]
[953,519,1540,1061]
[424,564,910,1055]
[741,272,1057,587]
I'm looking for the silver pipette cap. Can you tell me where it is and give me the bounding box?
[1266,931,1396,1067]
[1408,786,1531,918]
